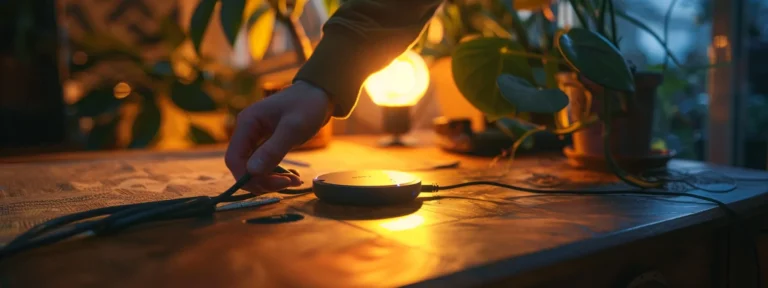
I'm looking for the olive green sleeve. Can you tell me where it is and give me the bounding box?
[293,0,443,119]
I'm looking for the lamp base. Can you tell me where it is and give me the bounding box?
[382,106,411,135]
[378,134,418,147]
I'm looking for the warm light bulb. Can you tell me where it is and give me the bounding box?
[364,50,430,107]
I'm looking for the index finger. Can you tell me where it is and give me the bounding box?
[225,108,272,179]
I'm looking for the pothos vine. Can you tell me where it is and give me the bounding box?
[490,90,664,189]
[485,26,666,190]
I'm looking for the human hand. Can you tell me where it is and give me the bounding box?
[225,80,333,194]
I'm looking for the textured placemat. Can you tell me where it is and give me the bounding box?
[0,140,462,244]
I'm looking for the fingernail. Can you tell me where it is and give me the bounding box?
[275,177,292,186]
[247,158,266,174]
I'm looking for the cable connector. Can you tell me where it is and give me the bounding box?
[421,183,439,193]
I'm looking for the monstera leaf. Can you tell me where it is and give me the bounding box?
[189,124,217,144]
[129,98,162,148]
[190,0,217,54]
[76,32,143,64]
[496,74,569,114]
[220,0,247,46]
[159,17,186,53]
[171,78,217,112]
[73,88,123,117]
[556,28,635,93]
[324,0,341,15]
[452,37,535,120]
[245,3,276,61]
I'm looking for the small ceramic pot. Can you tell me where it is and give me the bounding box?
[556,71,664,168]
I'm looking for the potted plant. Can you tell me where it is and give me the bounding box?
[448,0,698,188]
[415,0,570,155]
[188,0,333,150]
[64,7,262,150]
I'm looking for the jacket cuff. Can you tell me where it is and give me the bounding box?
[293,32,388,119]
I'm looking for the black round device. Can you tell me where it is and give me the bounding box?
[312,170,423,206]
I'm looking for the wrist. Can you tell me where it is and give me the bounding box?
[294,80,335,122]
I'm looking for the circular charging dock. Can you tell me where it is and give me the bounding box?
[312,170,422,206]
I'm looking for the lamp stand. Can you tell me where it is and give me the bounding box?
[379,106,417,147]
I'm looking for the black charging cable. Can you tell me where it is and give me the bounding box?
[2,165,766,285]
[0,174,748,258]
[421,178,768,288]
[420,181,736,216]
[0,172,261,259]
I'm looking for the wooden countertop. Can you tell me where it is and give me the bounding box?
[1,132,767,287]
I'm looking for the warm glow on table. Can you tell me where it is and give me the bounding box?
[364,50,430,107]
[379,214,426,232]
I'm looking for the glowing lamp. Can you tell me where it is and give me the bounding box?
[363,50,430,146]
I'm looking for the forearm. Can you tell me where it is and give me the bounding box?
[293,0,443,119]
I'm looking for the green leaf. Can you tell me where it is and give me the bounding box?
[129,99,162,148]
[597,0,608,35]
[190,0,218,54]
[189,124,217,144]
[568,0,589,28]
[220,0,247,47]
[73,88,122,117]
[451,37,535,120]
[76,33,143,63]
[496,74,569,114]
[245,4,275,61]
[656,70,688,97]
[556,27,635,93]
[495,117,536,149]
[420,46,451,59]
[471,12,513,39]
[323,0,340,15]
[151,61,174,78]
[160,17,187,52]
[443,3,463,41]
[543,46,561,89]
[171,78,217,112]
[86,117,119,150]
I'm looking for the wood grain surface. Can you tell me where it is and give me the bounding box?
[1,132,767,287]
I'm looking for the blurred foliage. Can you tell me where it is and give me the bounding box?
[422,1,724,161]
[418,0,714,188]
[67,6,267,150]
[322,0,350,15]
[422,0,681,134]
[189,0,319,61]
[646,64,706,159]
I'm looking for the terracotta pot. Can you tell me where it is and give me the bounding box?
[556,71,663,158]
[293,120,332,150]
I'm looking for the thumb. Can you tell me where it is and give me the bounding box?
[246,121,299,175]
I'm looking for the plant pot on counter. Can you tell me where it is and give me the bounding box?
[429,56,567,156]
[556,71,671,171]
